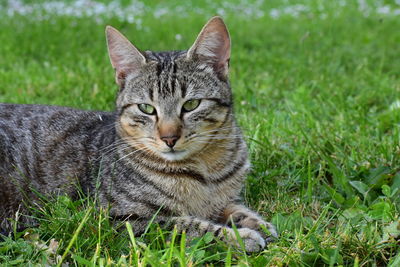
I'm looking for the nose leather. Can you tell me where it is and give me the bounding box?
[160,135,179,148]
[158,121,182,148]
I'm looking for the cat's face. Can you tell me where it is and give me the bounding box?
[106,17,233,161]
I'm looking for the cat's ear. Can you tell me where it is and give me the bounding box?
[106,26,146,87]
[187,16,231,79]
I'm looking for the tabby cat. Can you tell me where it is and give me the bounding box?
[0,17,277,252]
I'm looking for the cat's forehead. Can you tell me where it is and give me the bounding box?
[144,50,186,63]
[142,50,188,100]
[142,50,220,99]
[118,50,230,105]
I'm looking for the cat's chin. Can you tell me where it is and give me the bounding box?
[160,150,189,161]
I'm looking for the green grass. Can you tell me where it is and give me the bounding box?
[1,0,400,266]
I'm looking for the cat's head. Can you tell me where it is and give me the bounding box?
[106,17,234,161]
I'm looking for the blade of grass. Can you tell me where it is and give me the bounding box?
[167,226,178,266]
[126,221,140,266]
[57,206,92,267]
[179,230,186,267]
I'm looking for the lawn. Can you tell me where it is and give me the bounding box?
[0,0,400,266]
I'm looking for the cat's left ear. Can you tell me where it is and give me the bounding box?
[187,16,231,80]
[106,26,146,87]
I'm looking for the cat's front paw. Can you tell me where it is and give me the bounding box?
[229,211,278,242]
[257,220,278,243]
[224,227,265,253]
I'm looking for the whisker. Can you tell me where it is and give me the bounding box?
[94,143,132,161]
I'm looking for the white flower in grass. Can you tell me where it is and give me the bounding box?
[270,9,280,19]
[135,19,143,30]
[95,17,103,25]
[377,6,391,15]
[320,13,327,19]
[175,34,182,41]
[153,7,169,18]
[216,8,225,16]
[127,15,135,24]
[390,100,400,111]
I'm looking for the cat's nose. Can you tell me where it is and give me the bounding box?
[158,120,182,148]
[160,135,180,148]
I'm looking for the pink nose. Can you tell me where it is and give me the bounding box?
[160,135,180,148]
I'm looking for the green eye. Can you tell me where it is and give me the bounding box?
[138,104,156,115]
[183,99,201,112]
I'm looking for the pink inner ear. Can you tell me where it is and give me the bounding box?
[106,26,146,85]
[115,71,127,87]
[108,41,143,72]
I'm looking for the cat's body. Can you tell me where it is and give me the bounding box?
[0,104,114,221]
[0,17,277,252]
[0,102,245,232]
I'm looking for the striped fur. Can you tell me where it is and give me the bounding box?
[0,17,276,252]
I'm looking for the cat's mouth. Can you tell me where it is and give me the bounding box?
[161,149,188,161]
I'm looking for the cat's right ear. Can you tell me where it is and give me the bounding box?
[105,26,146,87]
[187,17,230,80]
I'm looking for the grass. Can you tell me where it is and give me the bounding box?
[1,0,400,265]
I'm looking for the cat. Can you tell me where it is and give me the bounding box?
[0,17,277,252]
